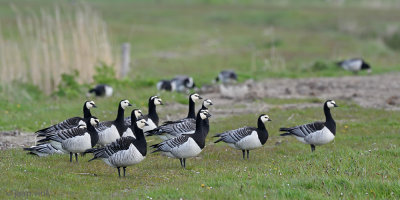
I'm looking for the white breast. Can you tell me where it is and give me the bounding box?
[234,131,262,150]
[62,133,92,153]
[122,128,135,138]
[170,137,202,158]
[107,144,145,167]
[143,119,157,133]
[304,127,335,145]
[98,125,121,146]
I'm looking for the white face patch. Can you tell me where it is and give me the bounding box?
[136,119,147,129]
[327,101,336,108]
[154,98,163,105]
[191,94,201,102]
[134,110,143,118]
[204,99,213,107]
[121,100,131,109]
[261,115,270,123]
[86,101,95,109]
[89,118,99,126]
[150,96,158,100]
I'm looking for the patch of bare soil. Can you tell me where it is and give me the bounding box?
[2,73,399,150]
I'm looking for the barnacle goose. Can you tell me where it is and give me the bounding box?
[38,117,100,162]
[214,114,271,160]
[36,101,96,136]
[88,84,113,97]
[336,58,371,74]
[215,70,238,84]
[146,99,213,140]
[162,93,203,124]
[23,143,64,157]
[279,100,338,152]
[157,80,174,91]
[151,109,211,168]
[97,100,132,146]
[121,109,143,138]
[124,96,162,133]
[86,119,149,177]
[171,75,196,93]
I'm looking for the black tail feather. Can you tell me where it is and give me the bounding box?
[37,138,49,143]
[214,138,223,143]
[280,132,292,136]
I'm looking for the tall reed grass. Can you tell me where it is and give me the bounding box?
[0,4,118,94]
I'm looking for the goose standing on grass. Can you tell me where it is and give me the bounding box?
[336,58,371,74]
[23,143,64,157]
[97,100,132,146]
[157,80,174,91]
[214,114,271,160]
[86,119,149,177]
[121,109,144,138]
[215,70,238,84]
[146,99,213,140]
[37,117,100,162]
[171,75,196,93]
[162,93,203,124]
[279,100,338,152]
[151,109,211,168]
[36,101,96,136]
[88,84,113,97]
[124,96,162,132]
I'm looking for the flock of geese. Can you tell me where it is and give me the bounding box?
[24,93,339,177]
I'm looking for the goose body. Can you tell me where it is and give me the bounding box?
[157,80,175,91]
[147,99,212,140]
[337,58,371,74]
[88,84,113,97]
[23,143,64,157]
[214,114,271,159]
[151,109,211,168]
[171,75,196,93]
[36,101,96,136]
[279,100,338,152]
[124,96,162,133]
[86,119,148,177]
[215,70,238,84]
[97,100,132,146]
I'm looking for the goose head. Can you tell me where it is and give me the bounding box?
[136,119,149,129]
[132,109,144,120]
[199,109,212,120]
[85,101,96,109]
[120,100,132,109]
[325,100,339,109]
[190,93,202,102]
[203,99,213,108]
[260,114,272,123]
[150,96,163,106]
[89,117,100,127]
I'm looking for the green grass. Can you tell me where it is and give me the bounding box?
[1,102,400,199]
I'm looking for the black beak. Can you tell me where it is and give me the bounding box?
[334,104,339,107]
[206,113,212,118]
[128,103,132,106]
[159,101,164,105]
[198,96,203,100]
[92,104,97,108]
[209,102,213,105]
[144,122,149,126]
[96,121,100,126]
[268,119,272,121]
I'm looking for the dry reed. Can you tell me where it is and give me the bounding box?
[0,4,118,94]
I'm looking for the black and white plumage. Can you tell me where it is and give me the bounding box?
[157,80,174,91]
[37,117,100,162]
[160,93,202,125]
[147,98,213,140]
[214,114,271,160]
[336,58,371,74]
[121,109,144,138]
[171,75,196,93]
[35,101,96,136]
[86,119,148,177]
[124,96,162,133]
[279,100,338,152]
[88,84,113,97]
[23,143,64,157]
[96,100,132,146]
[151,109,211,168]
[215,70,238,84]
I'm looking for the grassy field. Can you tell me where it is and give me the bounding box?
[1,0,400,199]
[1,101,400,199]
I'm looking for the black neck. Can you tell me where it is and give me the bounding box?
[191,114,206,149]
[324,104,336,135]
[148,101,159,126]
[114,105,126,134]
[83,104,92,118]
[132,124,147,156]
[86,122,99,147]
[187,98,196,119]
[257,118,269,145]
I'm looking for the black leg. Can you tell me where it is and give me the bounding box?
[247,150,250,160]
[75,153,78,162]
[123,167,126,177]
[69,152,73,162]
[117,167,121,177]
[183,158,186,169]
[242,150,245,160]
[311,145,316,152]
[180,158,183,167]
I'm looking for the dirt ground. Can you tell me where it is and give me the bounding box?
[2,73,400,150]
